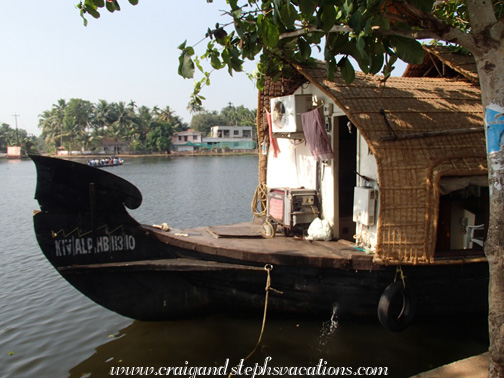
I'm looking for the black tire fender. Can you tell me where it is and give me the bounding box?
[377,281,417,332]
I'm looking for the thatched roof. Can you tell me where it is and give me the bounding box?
[258,59,486,264]
[403,45,478,83]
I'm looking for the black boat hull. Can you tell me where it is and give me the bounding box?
[31,155,489,326]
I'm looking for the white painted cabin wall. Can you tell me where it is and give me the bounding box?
[266,84,379,245]
[266,139,317,189]
[355,134,379,252]
[266,84,338,235]
[266,84,381,247]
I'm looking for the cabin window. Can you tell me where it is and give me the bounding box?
[436,176,488,254]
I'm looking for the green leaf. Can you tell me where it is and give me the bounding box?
[228,0,238,10]
[326,58,337,82]
[177,40,187,50]
[355,34,366,58]
[298,0,315,16]
[388,36,424,64]
[185,46,195,56]
[319,4,337,32]
[340,57,355,84]
[128,0,139,5]
[178,52,195,79]
[348,9,363,33]
[278,2,297,29]
[194,56,204,74]
[231,9,242,19]
[298,37,311,61]
[105,0,120,12]
[257,16,279,48]
[369,52,384,75]
[92,0,104,7]
[210,54,222,70]
[343,0,353,15]
[85,6,101,19]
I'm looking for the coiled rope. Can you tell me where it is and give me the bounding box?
[251,183,268,219]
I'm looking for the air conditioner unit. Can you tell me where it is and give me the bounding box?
[270,94,313,138]
[353,187,377,226]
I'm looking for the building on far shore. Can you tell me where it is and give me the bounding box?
[203,126,256,151]
[171,126,256,152]
[7,146,22,158]
[170,129,204,152]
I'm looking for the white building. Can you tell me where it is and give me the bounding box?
[203,126,256,150]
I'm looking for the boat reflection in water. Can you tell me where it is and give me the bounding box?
[67,313,488,378]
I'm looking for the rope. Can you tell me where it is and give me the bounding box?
[394,266,406,288]
[251,183,268,219]
[228,264,282,378]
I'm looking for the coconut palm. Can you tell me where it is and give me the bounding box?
[93,99,114,137]
[110,101,135,142]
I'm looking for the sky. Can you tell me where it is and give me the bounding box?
[1,0,260,136]
[1,1,406,137]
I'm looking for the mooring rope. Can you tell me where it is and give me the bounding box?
[394,265,406,288]
[228,264,283,378]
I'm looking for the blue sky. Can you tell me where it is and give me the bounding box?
[1,0,259,136]
[1,1,406,137]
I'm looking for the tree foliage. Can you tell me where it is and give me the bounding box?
[0,122,40,155]
[38,99,189,154]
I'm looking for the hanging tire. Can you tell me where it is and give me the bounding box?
[377,281,417,332]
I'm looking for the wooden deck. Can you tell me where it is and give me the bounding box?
[144,221,379,271]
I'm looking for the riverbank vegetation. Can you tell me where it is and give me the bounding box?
[0,100,257,156]
[0,123,41,155]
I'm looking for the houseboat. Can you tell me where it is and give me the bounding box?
[31,47,489,331]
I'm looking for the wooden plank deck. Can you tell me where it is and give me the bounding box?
[145,222,378,270]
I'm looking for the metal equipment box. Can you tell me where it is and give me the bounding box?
[267,188,319,234]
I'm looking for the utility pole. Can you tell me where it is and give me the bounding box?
[12,113,20,145]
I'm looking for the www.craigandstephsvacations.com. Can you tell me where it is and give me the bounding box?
[109,357,390,377]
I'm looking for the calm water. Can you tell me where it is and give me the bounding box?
[0,156,489,378]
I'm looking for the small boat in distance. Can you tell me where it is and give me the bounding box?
[88,156,123,168]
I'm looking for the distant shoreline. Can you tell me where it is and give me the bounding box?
[1,150,259,159]
[49,150,258,159]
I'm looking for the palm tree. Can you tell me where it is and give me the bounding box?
[155,106,173,123]
[156,105,188,132]
[52,99,67,145]
[127,100,137,112]
[134,105,154,151]
[111,101,135,140]
[93,99,113,137]
[38,110,58,152]
[38,99,67,153]
[62,99,93,153]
